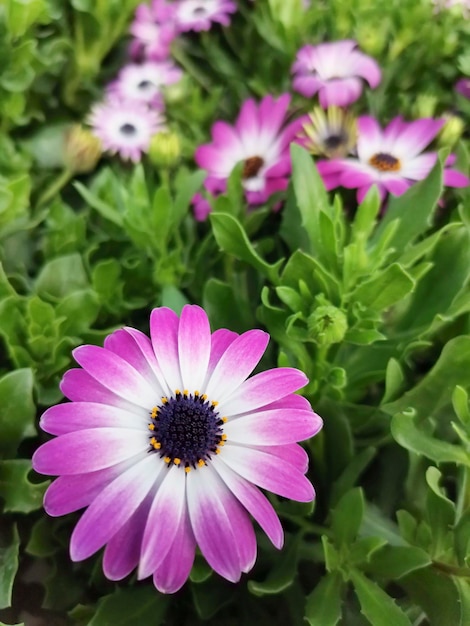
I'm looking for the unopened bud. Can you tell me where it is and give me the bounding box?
[149,131,181,168]
[63,125,101,173]
[308,304,348,346]
[438,114,465,148]
[412,94,438,119]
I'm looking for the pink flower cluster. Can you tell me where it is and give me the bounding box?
[194,38,468,217]
[89,0,238,162]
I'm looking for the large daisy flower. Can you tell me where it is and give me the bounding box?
[109,61,183,108]
[316,115,446,202]
[32,305,322,594]
[174,0,238,32]
[291,40,381,108]
[195,94,302,213]
[88,97,165,163]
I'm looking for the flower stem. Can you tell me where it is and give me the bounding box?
[36,169,73,208]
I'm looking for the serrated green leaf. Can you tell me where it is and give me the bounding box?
[0,460,48,513]
[248,534,301,596]
[86,587,168,626]
[305,571,343,626]
[0,523,19,609]
[391,411,470,466]
[331,488,364,547]
[367,546,431,580]
[350,569,412,626]
[35,253,89,299]
[0,368,35,458]
[210,212,282,283]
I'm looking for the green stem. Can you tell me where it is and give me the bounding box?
[279,512,333,538]
[36,169,73,209]
[432,560,470,578]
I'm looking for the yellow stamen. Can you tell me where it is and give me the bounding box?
[194,390,200,396]
[215,448,221,454]
[150,437,157,446]
[174,458,181,465]
[148,423,155,431]
[185,466,191,473]
[164,456,171,464]
[161,396,168,404]
[211,400,219,407]
[201,394,207,401]
[154,442,161,449]
[151,407,158,417]
[175,389,181,395]
[197,459,205,468]
[183,389,189,396]
[221,434,227,441]
[222,417,228,423]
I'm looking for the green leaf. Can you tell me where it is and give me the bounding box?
[0,523,19,609]
[74,180,124,226]
[0,368,35,458]
[383,336,470,419]
[86,587,168,626]
[401,568,462,626]
[350,185,381,242]
[248,534,301,596]
[367,546,431,580]
[304,571,343,626]
[350,569,412,626]
[331,488,364,547]
[330,447,376,506]
[391,410,470,466]
[426,467,455,557]
[453,386,470,426]
[371,157,443,257]
[290,143,332,256]
[35,253,89,299]
[191,577,236,620]
[0,460,48,513]
[351,263,415,310]
[210,212,282,283]
[382,358,405,404]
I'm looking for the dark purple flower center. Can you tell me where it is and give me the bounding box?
[148,390,226,471]
[243,156,264,179]
[324,134,345,150]
[138,79,153,90]
[119,123,137,136]
[369,152,401,172]
[193,7,208,17]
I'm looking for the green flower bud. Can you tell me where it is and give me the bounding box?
[308,304,348,346]
[438,114,465,148]
[412,94,438,119]
[63,125,101,174]
[149,131,181,168]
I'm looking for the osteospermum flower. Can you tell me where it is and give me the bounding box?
[89,97,165,163]
[32,305,322,593]
[173,0,237,32]
[130,0,177,60]
[316,115,446,202]
[299,106,357,158]
[291,40,381,108]
[195,94,302,215]
[109,61,183,107]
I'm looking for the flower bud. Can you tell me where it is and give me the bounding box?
[63,125,102,174]
[308,304,348,346]
[438,114,465,148]
[149,130,181,168]
[412,94,438,119]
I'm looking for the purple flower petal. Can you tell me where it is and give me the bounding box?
[225,408,322,444]
[150,307,182,392]
[178,305,211,391]
[40,402,147,435]
[60,369,139,412]
[33,429,148,475]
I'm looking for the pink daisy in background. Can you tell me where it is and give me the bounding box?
[130,0,178,61]
[455,77,470,100]
[109,61,183,108]
[316,115,468,202]
[195,94,302,217]
[174,0,238,32]
[291,40,381,108]
[89,97,165,162]
[32,305,321,593]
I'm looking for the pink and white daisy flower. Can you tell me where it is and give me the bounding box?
[130,0,178,61]
[109,61,183,108]
[32,305,322,594]
[174,0,237,32]
[89,97,165,163]
[317,115,468,202]
[291,40,381,108]
[317,115,446,202]
[195,94,302,214]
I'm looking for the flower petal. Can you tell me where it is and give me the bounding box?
[225,408,322,445]
[204,330,269,402]
[221,444,314,502]
[70,454,158,561]
[72,345,156,409]
[213,456,284,549]
[152,507,196,593]
[32,429,148,475]
[218,368,308,415]
[138,465,187,579]
[150,307,183,392]
[40,402,147,435]
[60,369,139,412]
[178,305,211,391]
[187,465,252,582]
